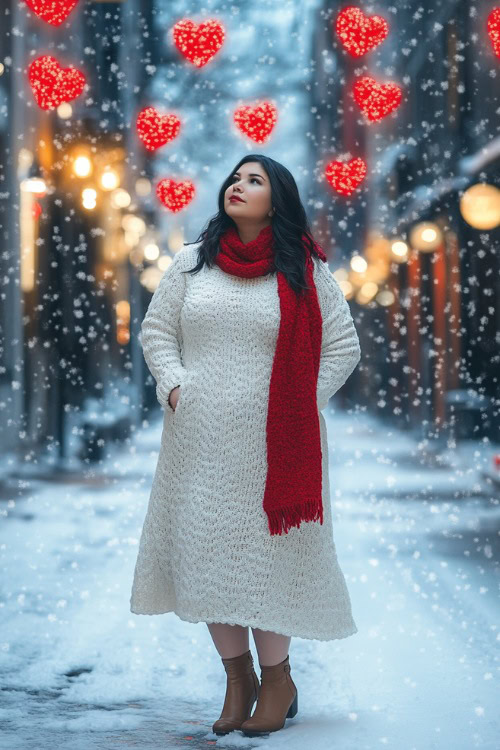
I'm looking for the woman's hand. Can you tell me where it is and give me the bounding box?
[168,385,181,411]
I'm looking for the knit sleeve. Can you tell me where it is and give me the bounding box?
[313,259,361,411]
[140,250,189,413]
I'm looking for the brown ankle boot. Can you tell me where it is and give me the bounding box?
[240,654,298,736]
[212,649,260,736]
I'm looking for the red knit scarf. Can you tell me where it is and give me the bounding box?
[216,224,327,536]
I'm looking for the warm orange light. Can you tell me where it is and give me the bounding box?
[460,183,500,230]
[350,254,367,273]
[409,222,442,252]
[101,169,120,191]
[111,188,131,208]
[116,299,130,323]
[73,155,92,178]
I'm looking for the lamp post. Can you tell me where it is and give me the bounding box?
[407,220,448,439]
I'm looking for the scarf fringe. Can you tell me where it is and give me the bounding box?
[266,500,324,536]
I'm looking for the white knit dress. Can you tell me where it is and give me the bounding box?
[129,242,361,641]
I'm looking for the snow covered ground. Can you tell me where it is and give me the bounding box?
[0,405,498,749]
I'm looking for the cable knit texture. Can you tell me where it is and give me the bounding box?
[130,242,361,641]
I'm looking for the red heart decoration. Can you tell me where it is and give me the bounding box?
[353,75,402,122]
[136,107,181,152]
[325,158,367,196]
[24,0,79,27]
[335,6,389,58]
[487,8,500,58]
[172,18,225,68]
[28,55,86,111]
[233,101,278,144]
[156,178,195,213]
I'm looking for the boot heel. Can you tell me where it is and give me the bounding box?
[286,690,298,718]
[212,650,259,736]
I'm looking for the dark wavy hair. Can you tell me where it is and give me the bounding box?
[181,154,325,296]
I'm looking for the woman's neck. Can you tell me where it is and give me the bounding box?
[234,221,272,245]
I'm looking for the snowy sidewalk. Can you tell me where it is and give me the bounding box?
[0,405,498,749]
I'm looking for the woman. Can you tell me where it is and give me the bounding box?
[130,154,361,737]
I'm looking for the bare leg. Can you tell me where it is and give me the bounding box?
[251,627,291,666]
[207,622,250,659]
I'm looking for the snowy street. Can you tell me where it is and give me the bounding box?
[1,0,499,747]
[1,406,498,750]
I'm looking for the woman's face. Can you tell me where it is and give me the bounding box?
[224,161,273,224]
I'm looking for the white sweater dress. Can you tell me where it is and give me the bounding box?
[129,242,361,641]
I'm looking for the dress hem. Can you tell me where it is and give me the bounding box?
[130,603,358,643]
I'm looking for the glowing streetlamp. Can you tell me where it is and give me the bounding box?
[116,299,130,345]
[100,168,120,191]
[409,221,443,252]
[21,177,47,195]
[459,183,500,230]
[390,239,409,263]
[57,102,72,119]
[73,154,92,178]
[144,243,160,261]
[82,187,97,210]
[111,188,131,209]
[350,254,367,273]
[356,281,379,304]
[121,214,146,235]
[375,289,395,306]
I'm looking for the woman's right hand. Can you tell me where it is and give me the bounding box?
[168,385,181,411]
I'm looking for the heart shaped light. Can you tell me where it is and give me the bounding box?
[352,75,402,122]
[233,101,278,144]
[172,18,225,68]
[325,158,367,196]
[335,6,389,57]
[136,107,181,152]
[24,0,79,27]
[156,178,195,212]
[487,7,500,58]
[28,55,86,110]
